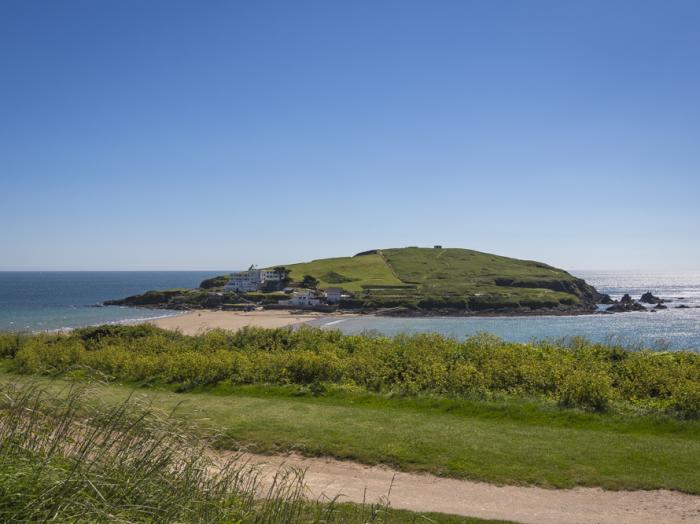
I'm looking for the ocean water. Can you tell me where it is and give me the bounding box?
[308,271,700,351]
[0,271,223,332]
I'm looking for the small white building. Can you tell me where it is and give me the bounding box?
[279,290,321,307]
[325,288,343,304]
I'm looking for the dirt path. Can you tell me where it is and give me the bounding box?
[221,452,700,524]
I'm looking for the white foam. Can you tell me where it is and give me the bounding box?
[323,318,348,327]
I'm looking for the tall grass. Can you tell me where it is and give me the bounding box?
[0,381,394,523]
[2,325,699,417]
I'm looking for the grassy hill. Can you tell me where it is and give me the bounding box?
[275,247,602,312]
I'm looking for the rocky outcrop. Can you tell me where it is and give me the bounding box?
[640,292,664,304]
[105,289,228,310]
[606,302,647,313]
[654,303,668,310]
[620,294,633,304]
[199,275,231,289]
[104,290,185,307]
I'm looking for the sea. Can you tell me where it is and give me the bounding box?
[1,270,699,351]
[0,271,222,332]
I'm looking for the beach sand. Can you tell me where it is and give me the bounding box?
[148,310,335,335]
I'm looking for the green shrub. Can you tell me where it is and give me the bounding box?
[671,381,700,419]
[0,333,23,358]
[15,336,85,374]
[446,362,486,397]
[558,369,614,412]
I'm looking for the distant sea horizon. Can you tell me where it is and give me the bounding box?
[1,270,699,351]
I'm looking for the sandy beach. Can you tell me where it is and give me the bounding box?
[148,309,338,335]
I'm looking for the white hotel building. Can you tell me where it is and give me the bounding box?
[224,266,281,292]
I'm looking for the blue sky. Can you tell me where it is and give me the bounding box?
[1,1,698,271]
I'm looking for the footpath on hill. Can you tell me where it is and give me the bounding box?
[215,451,700,524]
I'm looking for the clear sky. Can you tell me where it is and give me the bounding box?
[1,1,698,271]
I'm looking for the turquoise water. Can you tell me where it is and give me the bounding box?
[308,271,700,351]
[0,272,223,331]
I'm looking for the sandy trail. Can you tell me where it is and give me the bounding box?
[219,451,700,524]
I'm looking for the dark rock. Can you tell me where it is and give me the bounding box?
[654,303,668,310]
[676,305,690,309]
[620,294,633,304]
[640,292,664,304]
[606,302,647,313]
[599,295,615,305]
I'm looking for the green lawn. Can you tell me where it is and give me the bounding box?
[4,370,698,495]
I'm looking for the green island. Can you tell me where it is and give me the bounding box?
[1,324,698,510]
[105,247,610,315]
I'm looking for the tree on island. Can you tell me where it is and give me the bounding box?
[272,266,291,284]
[300,275,319,289]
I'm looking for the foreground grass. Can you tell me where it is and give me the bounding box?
[0,379,507,524]
[3,369,698,495]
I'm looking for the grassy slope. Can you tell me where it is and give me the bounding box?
[381,248,575,291]
[282,253,406,292]
[3,369,698,494]
[380,247,578,303]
